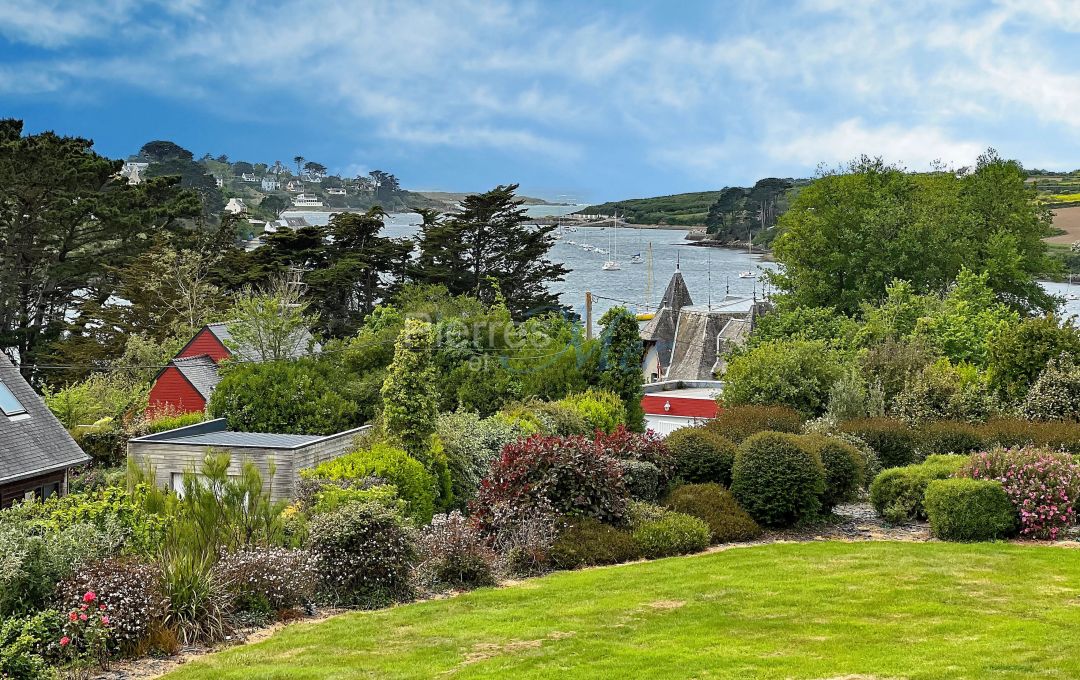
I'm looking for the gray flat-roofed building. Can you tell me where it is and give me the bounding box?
[128,418,369,502]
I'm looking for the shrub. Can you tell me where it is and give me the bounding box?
[869,457,966,523]
[481,499,561,577]
[0,609,59,680]
[214,549,317,621]
[528,400,590,436]
[632,512,710,559]
[618,460,662,501]
[721,339,844,416]
[705,405,804,443]
[803,417,881,489]
[730,432,825,527]
[470,434,627,533]
[159,553,232,645]
[435,411,528,508]
[308,501,416,607]
[57,590,112,675]
[145,410,207,434]
[924,478,1017,541]
[665,427,737,486]
[309,482,405,516]
[919,421,986,457]
[307,443,436,523]
[893,359,998,424]
[415,511,498,591]
[664,484,761,543]
[1022,353,1080,422]
[559,389,626,434]
[626,501,669,529]
[595,425,675,484]
[58,558,162,655]
[549,517,640,569]
[802,436,865,511]
[840,418,919,468]
[962,447,1080,539]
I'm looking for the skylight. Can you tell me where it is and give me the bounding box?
[0,381,27,416]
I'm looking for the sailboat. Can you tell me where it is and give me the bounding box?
[738,210,758,279]
[602,210,621,271]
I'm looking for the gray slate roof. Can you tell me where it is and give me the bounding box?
[171,355,220,399]
[641,272,693,343]
[0,354,90,485]
[147,431,324,449]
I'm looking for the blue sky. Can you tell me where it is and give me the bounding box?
[2,0,1079,202]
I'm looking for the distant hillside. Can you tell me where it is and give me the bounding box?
[574,191,721,227]
[417,191,558,208]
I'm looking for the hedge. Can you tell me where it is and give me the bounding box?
[924,478,1017,541]
[869,456,967,523]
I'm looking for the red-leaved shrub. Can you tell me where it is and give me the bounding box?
[470,434,628,533]
[961,447,1080,540]
[594,425,674,482]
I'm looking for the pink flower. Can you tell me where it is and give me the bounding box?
[68,611,78,622]
[79,613,87,622]
[99,605,106,611]
[101,615,110,626]
[60,636,71,647]
[83,591,96,603]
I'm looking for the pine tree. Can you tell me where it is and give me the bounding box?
[412,184,568,318]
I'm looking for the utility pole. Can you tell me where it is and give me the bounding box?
[585,291,593,341]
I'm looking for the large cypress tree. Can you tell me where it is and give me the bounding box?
[598,306,645,431]
[411,184,568,318]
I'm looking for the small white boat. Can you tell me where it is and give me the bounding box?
[738,270,756,279]
[602,260,621,271]
[1069,293,1080,301]
[630,253,643,264]
[596,248,608,255]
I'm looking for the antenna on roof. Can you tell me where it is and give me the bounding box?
[676,250,680,271]
[707,249,712,311]
[725,274,730,298]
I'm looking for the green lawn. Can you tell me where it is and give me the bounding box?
[165,542,1080,679]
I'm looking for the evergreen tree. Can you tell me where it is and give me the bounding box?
[380,319,438,457]
[597,306,645,431]
[412,184,568,318]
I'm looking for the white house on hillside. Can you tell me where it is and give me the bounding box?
[224,198,247,214]
[292,193,323,207]
[327,187,346,195]
[261,177,280,191]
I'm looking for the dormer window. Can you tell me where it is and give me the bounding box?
[0,381,27,416]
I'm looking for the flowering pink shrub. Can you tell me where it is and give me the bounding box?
[59,557,162,655]
[962,447,1080,540]
[59,590,112,675]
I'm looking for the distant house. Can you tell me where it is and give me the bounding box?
[640,381,722,437]
[0,354,90,508]
[121,161,149,185]
[292,193,323,207]
[214,176,225,188]
[129,419,369,502]
[264,217,312,234]
[224,198,247,214]
[286,181,304,192]
[640,271,694,382]
[240,172,257,182]
[261,177,280,191]
[327,187,346,195]
[147,322,318,415]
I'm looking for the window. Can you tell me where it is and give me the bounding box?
[0,381,26,417]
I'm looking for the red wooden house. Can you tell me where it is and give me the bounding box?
[147,322,314,415]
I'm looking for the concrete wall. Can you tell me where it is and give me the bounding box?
[127,425,371,503]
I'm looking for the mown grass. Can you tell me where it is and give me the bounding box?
[164,541,1080,680]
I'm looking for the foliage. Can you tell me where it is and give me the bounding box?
[892,359,998,424]
[559,389,626,434]
[380,319,439,460]
[825,367,885,421]
[924,478,1017,541]
[307,443,436,524]
[618,460,662,502]
[159,552,232,645]
[58,558,162,654]
[858,336,939,404]
[43,373,149,431]
[480,498,561,577]
[911,268,1019,367]
[309,483,404,516]
[1022,353,1080,421]
[594,425,675,486]
[0,609,59,680]
[213,549,317,619]
[471,434,628,532]
[801,436,865,511]
[224,277,318,361]
[664,483,762,543]
[597,306,645,430]
[770,152,1056,315]
[308,501,416,607]
[745,305,860,351]
[631,511,710,559]
[665,427,737,486]
[730,432,825,527]
[414,511,498,591]
[839,418,919,469]
[987,316,1080,402]
[869,457,967,523]
[411,184,569,317]
[57,590,113,676]
[549,517,640,569]
[145,410,207,434]
[918,420,986,456]
[208,357,365,435]
[435,411,528,508]
[961,447,1080,539]
[706,405,805,443]
[721,340,844,416]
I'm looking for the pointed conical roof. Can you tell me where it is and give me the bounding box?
[660,271,693,313]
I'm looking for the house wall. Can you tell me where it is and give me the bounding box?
[0,468,67,509]
[127,425,369,502]
[177,328,231,362]
[147,367,207,415]
[641,395,718,419]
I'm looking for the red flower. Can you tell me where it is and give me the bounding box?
[99,605,106,611]
[68,611,78,622]
[60,636,71,647]
[83,591,96,603]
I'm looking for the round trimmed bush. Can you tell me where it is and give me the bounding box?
[665,427,737,485]
[664,483,762,543]
[730,431,825,527]
[802,435,865,512]
[550,517,641,569]
[924,478,1017,541]
[868,456,966,523]
[706,405,804,443]
[840,418,919,469]
[631,511,710,559]
[619,460,662,501]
